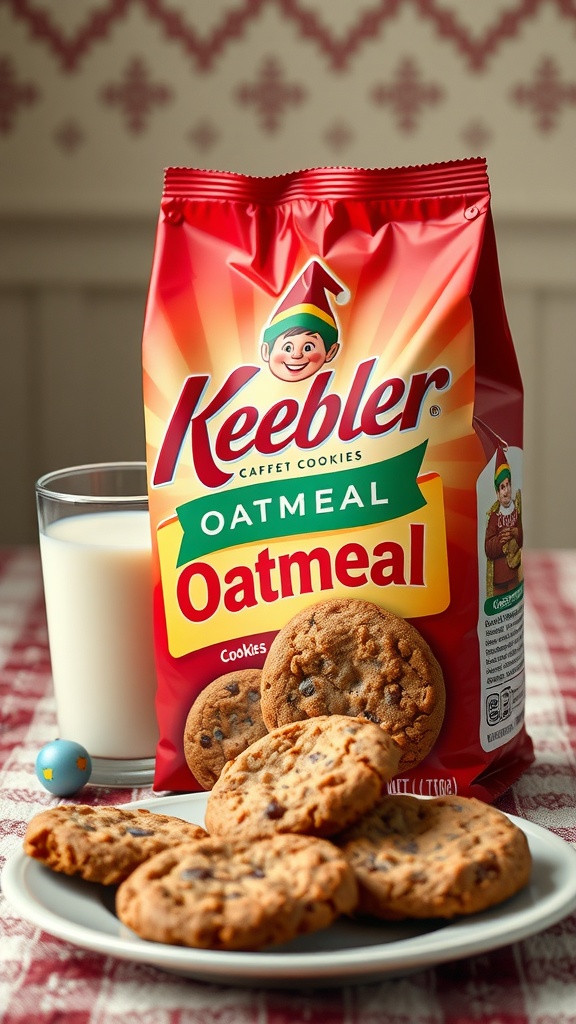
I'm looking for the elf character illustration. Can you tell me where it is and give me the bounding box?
[485,446,523,597]
[260,258,349,382]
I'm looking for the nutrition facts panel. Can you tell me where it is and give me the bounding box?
[479,585,525,750]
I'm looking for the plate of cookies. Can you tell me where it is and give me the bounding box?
[5,715,576,987]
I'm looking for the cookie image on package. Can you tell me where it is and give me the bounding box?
[184,668,267,789]
[336,794,532,920]
[204,714,400,841]
[23,804,208,885]
[260,598,445,772]
[116,832,358,950]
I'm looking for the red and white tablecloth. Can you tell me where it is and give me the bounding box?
[1,546,576,1023]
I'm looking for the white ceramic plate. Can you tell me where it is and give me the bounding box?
[4,793,576,988]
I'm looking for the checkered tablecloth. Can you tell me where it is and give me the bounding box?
[1,545,576,1023]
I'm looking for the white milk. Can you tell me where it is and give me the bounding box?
[39,510,159,759]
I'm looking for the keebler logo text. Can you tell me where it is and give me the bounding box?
[153,357,452,490]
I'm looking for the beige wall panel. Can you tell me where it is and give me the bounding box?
[79,287,148,463]
[537,292,576,549]
[35,286,147,475]
[0,218,156,288]
[35,287,95,474]
[0,289,37,543]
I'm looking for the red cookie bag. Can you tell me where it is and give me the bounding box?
[142,159,534,797]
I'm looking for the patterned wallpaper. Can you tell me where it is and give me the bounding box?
[1,0,575,216]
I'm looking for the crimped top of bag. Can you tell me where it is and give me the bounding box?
[163,158,489,204]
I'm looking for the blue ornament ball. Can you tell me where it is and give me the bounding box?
[36,740,92,796]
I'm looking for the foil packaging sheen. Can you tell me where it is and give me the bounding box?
[142,159,534,797]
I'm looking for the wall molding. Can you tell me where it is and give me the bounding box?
[1,212,576,289]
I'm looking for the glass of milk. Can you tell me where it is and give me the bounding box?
[35,462,159,787]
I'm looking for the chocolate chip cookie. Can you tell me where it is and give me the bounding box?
[116,832,358,950]
[23,804,208,885]
[204,714,400,841]
[336,794,532,919]
[184,668,267,789]
[260,598,445,772]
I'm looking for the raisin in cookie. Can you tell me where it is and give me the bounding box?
[336,794,532,919]
[23,804,208,885]
[116,832,358,950]
[184,668,267,789]
[260,598,445,772]
[204,714,400,841]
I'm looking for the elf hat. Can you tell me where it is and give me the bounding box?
[263,259,349,349]
[494,445,512,490]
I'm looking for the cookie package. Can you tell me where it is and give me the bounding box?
[142,159,534,799]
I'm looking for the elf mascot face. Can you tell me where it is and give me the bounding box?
[494,447,513,509]
[260,258,349,383]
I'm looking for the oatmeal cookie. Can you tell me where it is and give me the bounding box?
[260,598,445,771]
[336,794,532,919]
[184,668,267,789]
[23,804,208,885]
[116,832,358,950]
[204,714,400,841]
